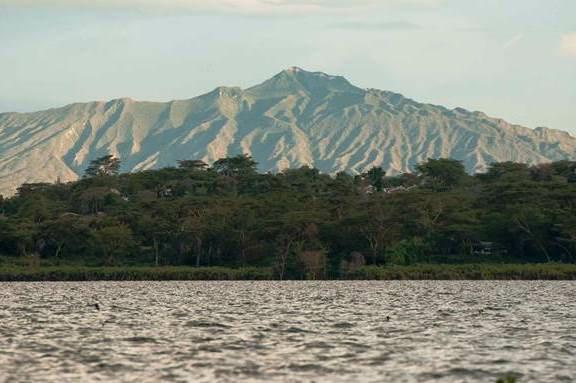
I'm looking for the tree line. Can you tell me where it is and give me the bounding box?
[1,154,575,279]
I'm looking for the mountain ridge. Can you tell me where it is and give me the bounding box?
[0,67,575,197]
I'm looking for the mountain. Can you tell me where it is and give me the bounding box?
[0,66,575,196]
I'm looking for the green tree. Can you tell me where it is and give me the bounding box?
[212,154,257,177]
[95,224,135,265]
[417,158,467,190]
[39,214,94,259]
[179,206,210,267]
[481,162,530,182]
[363,167,386,192]
[177,159,209,171]
[84,155,121,178]
[550,160,576,182]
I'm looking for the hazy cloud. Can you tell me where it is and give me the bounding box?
[561,32,576,57]
[333,20,422,31]
[503,33,524,49]
[0,0,446,13]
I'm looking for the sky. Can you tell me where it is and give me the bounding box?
[0,0,575,133]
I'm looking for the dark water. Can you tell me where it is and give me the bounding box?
[1,281,575,382]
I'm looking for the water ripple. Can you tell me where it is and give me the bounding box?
[0,281,575,382]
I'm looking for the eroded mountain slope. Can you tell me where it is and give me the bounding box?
[0,67,574,196]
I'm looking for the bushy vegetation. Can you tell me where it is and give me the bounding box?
[0,263,272,282]
[344,264,576,280]
[0,154,575,280]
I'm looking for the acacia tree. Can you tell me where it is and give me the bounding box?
[39,214,93,259]
[177,159,209,171]
[84,155,121,178]
[480,162,530,183]
[417,158,467,190]
[272,210,329,279]
[95,224,135,265]
[229,207,261,267]
[134,212,173,266]
[212,154,258,177]
[512,207,553,263]
[361,216,389,265]
[179,207,209,267]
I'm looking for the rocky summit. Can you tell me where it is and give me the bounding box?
[0,67,575,196]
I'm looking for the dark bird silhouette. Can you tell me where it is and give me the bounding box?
[91,303,100,311]
[386,316,390,321]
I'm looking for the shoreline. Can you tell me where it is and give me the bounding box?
[1,264,576,282]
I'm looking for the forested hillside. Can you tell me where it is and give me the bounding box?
[1,155,575,279]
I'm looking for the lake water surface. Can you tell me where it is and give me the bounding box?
[1,281,575,382]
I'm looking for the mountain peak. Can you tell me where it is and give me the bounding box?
[285,66,305,73]
[247,67,363,97]
[281,66,348,82]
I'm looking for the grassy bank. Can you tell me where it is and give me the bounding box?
[1,263,576,281]
[345,264,576,280]
[0,266,274,282]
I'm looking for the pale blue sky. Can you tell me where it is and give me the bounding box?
[1,0,575,133]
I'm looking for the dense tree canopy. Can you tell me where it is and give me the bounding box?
[1,156,575,279]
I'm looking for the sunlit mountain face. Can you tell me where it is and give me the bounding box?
[0,67,575,196]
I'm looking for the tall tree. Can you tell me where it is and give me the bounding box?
[363,167,386,192]
[177,159,209,171]
[417,158,467,190]
[212,154,258,177]
[84,155,121,178]
[480,162,530,182]
[95,224,135,265]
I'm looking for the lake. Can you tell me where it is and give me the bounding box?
[1,281,575,382]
